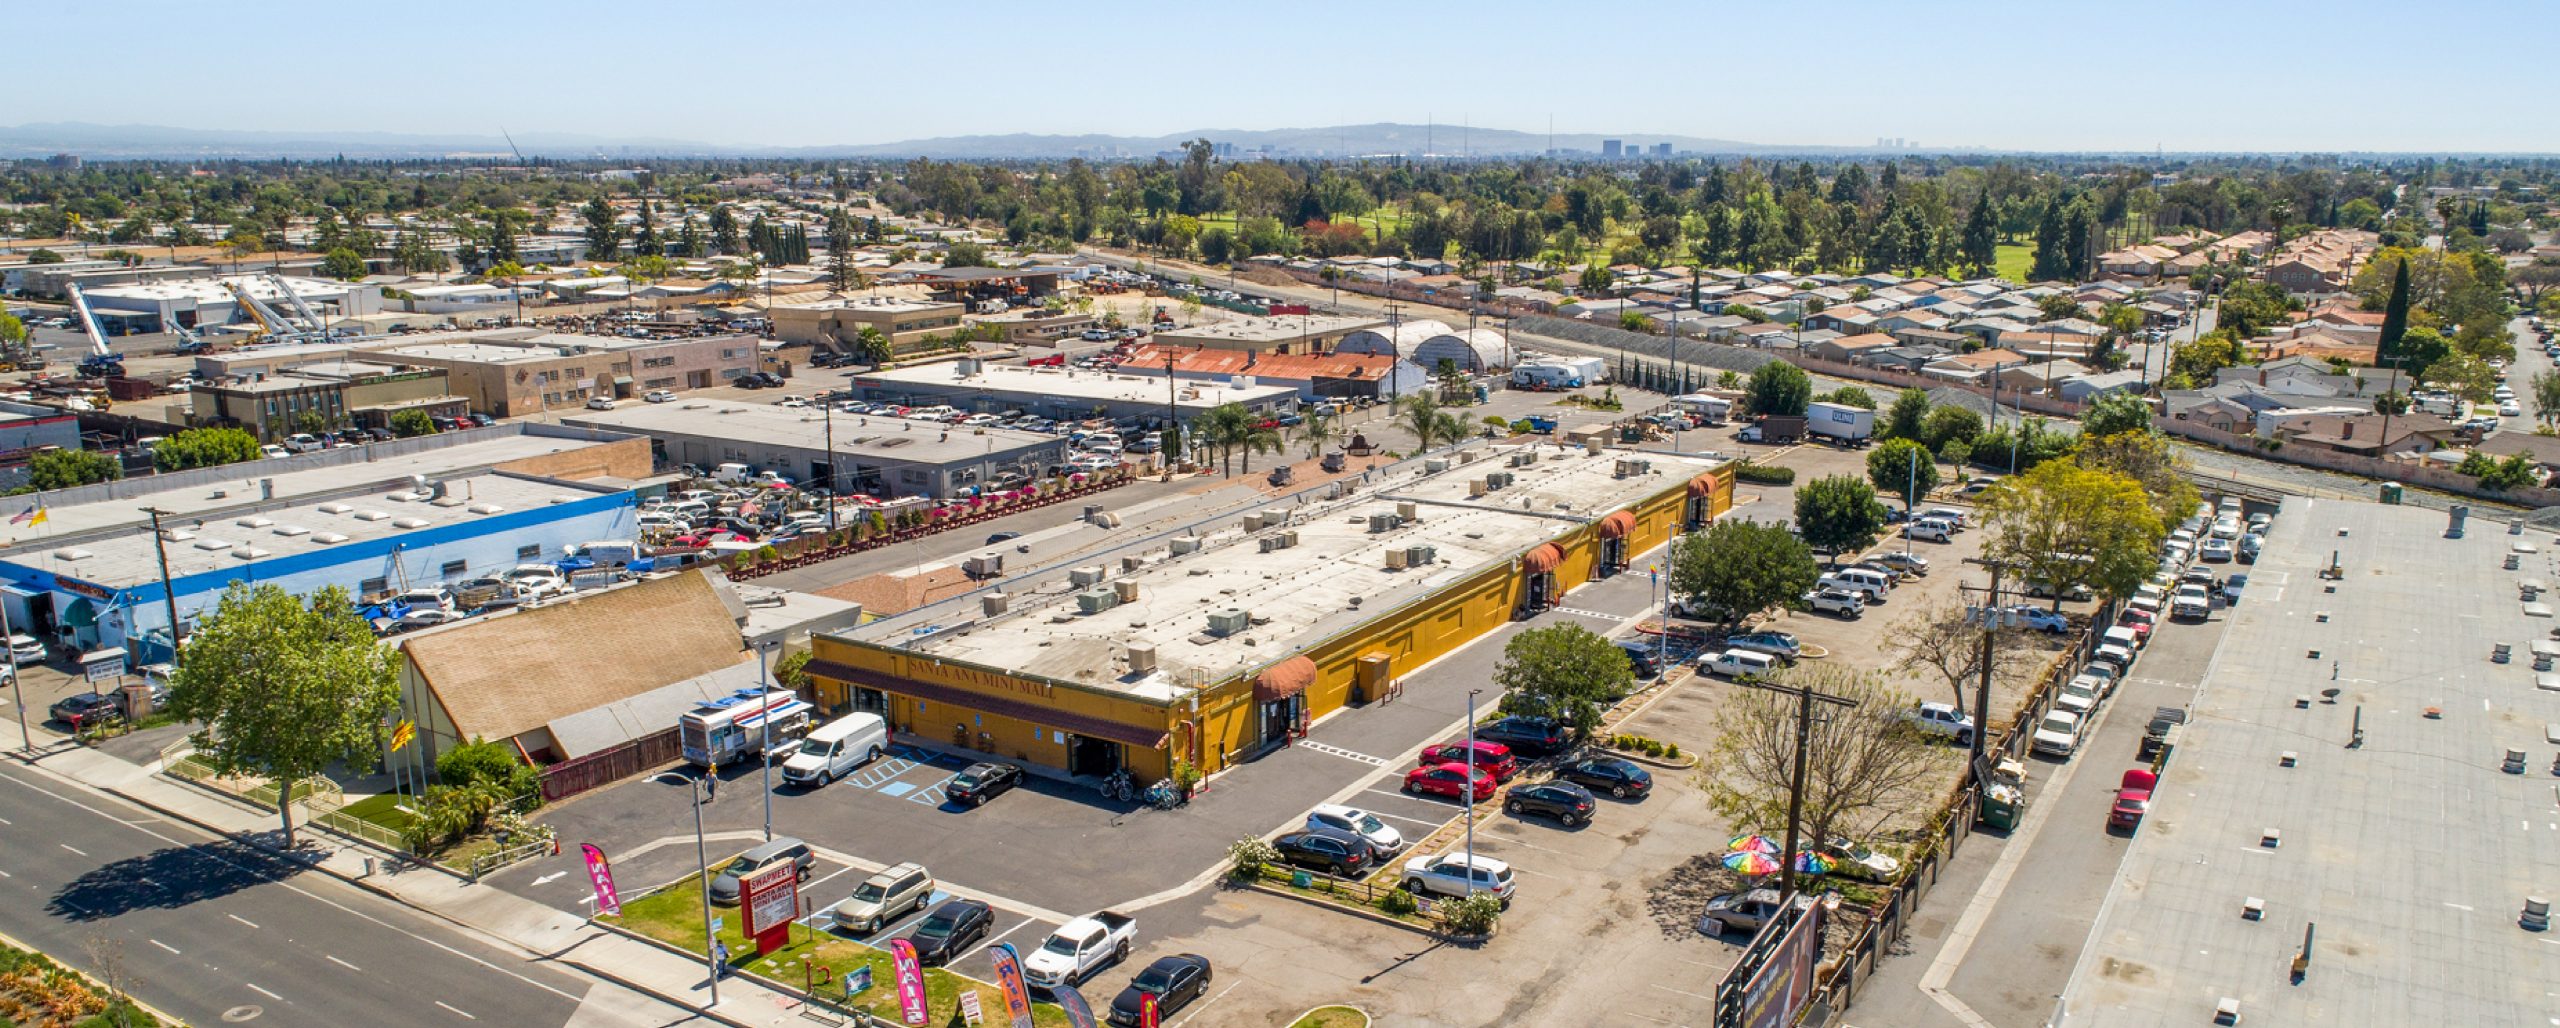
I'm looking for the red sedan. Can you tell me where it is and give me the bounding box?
[1418,740,1518,782]
[1403,762,1497,802]
[2110,768,2157,830]
[2118,609,2156,643]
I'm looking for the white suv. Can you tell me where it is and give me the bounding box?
[1903,702,1976,745]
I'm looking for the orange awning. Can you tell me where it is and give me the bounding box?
[1521,543,1564,573]
[1255,656,1318,702]
[1597,511,1637,539]
[1688,472,1721,498]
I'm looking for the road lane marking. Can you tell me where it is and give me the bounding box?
[1651,983,1717,1001]
[59,843,85,857]
[326,955,361,971]
[529,871,568,886]
[228,913,260,929]
[2446,902,2475,911]
[436,1000,477,1019]
[0,765,589,1005]
[1298,741,1388,766]
[247,984,281,1000]
[148,939,179,955]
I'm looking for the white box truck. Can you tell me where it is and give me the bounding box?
[1805,401,1875,446]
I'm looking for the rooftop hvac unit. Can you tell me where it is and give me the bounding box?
[963,554,1005,578]
[1070,565,1108,587]
[1260,536,1282,553]
[1077,588,1121,614]
[1282,529,1299,548]
[1585,438,1606,456]
[1122,556,1145,572]
[1113,579,1140,603]
[1243,514,1266,532]
[1367,512,1401,533]
[1170,537,1203,556]
[1469,480,1488,498]
[1510,452,1531,467]
[1386,548,1411,570]
[1262,508,1288,527]
[1206,608,1251,636]
[1125,644,1158,675]
[1614,459,1634,479]
[1397,501,1418,521]
[1408,544,1437,566]
[1459,449,1479,462]
[981,593,1011,616]
[1492,471,1515,488]
[1425,458,1450,473]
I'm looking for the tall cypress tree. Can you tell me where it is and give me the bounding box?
[1959,197,1998,277]
[2377,258,2411,363]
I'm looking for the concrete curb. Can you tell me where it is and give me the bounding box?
[1240,880,1471,943]
[80,777,777,1028]
[1285,1004,1373,1028]
[1603,747,1698,771]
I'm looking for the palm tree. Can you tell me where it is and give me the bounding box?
[1199,403,1256,476]
[1299,408,1338,459]
[1236,422,1281,473]
[855,325,893,366]
[1434,358,1469,404]
[1400,394,1465,455]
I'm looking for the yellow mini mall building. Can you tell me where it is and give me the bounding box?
[806,444,1733,783]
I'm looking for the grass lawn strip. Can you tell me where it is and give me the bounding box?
[606,871,1069,1027]
[1289,1005,1371,1028]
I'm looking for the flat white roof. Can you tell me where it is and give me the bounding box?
[851,445,1721,701]
[562,401,1061,461]
[859,362,1295,408]
[83,274,353,305]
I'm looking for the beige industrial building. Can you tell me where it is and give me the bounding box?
[771,298,966,354]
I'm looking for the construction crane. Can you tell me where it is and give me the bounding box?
[223,278,324,347]
[65,284,125,378]
[266,273,332,336]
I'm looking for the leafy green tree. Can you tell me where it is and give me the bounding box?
[1981,460,2165,608]
[436,737,540,798]
[1922,405,1983,449]
[153,427,261,471]
[1670,519,1819,625]
[1816,386,1876,410]
[1867,439,1939,506]
[1958,198,1998,277]
[2481,454,2541,491]
[1197,227,1236,265]
[1577,264,1615,297]
[2074,431,2198,531]
[390,409,436,438]
[855,325,894,366]
[320,246,367,281]
[1880,388,1930,440]
[27,448,121,491]
[166,583,398,846]
[1490,623,1633,735]
[1794,475,1889,560]
[2081,393,2152,438]
[1746,361,1812,418]
[580,195,620,262]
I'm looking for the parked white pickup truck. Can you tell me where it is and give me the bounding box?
[1020,911,1136,990]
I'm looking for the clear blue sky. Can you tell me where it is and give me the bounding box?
[16,0,2557,152]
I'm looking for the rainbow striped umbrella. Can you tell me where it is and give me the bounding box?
[1793,851,1834,875]
[1723,850,1782,875]
[1727,834,1781,855]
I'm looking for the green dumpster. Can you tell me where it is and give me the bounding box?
[2380,482,2404,504]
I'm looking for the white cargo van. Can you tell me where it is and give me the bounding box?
[780,713,889,787]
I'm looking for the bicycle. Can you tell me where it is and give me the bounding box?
[1100,768,1136,802]
[1142,780,1184,810]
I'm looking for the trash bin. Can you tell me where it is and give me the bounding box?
[2380,483,2404,505]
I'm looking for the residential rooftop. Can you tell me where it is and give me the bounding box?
[2056,498,2560,1026]
[842,445,1722,702]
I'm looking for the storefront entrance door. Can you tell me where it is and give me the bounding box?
[1068,734,1120,778]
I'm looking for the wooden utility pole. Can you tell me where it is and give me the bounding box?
[1735,678,1856,899]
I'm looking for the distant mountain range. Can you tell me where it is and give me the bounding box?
[0,121,1921,161]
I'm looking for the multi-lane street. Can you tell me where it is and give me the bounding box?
[0,761,691,1028]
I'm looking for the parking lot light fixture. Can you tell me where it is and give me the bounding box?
[758,640,778,843]
[648,770,720,1008]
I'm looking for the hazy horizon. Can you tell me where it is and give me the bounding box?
[14,0,2557,153]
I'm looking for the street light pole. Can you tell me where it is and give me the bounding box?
[652,771,721,1008]
[1733,678,1855,900]
[4,595,25,753]
[757,641,777,842]
[142,507,185,666]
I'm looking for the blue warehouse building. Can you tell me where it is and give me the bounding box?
[0,425,654,667]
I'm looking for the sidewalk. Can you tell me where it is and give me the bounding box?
[13,723,820,1028]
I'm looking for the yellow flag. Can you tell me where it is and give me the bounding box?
[389,720,416,752]
[27,506,45,526]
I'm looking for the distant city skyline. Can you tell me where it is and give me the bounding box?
[14,0,2558,154]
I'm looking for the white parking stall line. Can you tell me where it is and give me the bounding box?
[802,864,860,896]
[1168,982,1241,1027]
[436,1000,477,1019]
[1360,809,1449,831]
[1297,741,1388,767]
[148,939,179,955]
[228,913,260,929]
[907,772,961,805]
[325,954,361,971]
[247,984,281,1001]
[958,916,1044,965]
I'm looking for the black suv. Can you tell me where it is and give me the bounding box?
[1270,827,1376,877]
[1474,716,1570,757]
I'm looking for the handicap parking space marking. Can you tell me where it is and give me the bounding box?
[877,781,918,798]
[1297,740,1388,766]
[907,772,961,806]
